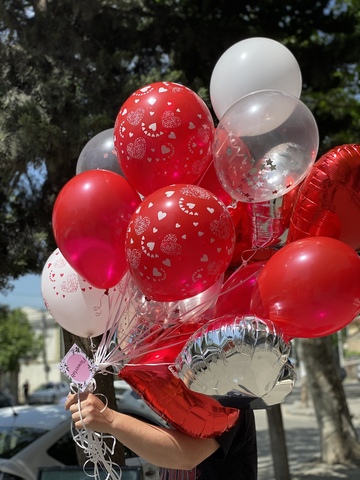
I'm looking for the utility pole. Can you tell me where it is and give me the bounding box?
[266,404,291,480]
[42,312,50,382]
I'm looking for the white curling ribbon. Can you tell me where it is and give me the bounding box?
[71,389,122,480]
[72,427,121,480]
[93,273,225,373]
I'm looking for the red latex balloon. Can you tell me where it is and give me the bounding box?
[114,82,214,197]
[227,200,247,230]
[287,144,360,250]
[214,261,266,317]
[197,160,234,206]
[125,184,236,301]
[119,321,239,438]
[250,237,360,339]
[52,170,141,289]
[197,161,248,245]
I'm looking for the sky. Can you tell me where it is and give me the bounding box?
[0,274,45,310]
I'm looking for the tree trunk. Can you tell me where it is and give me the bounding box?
[299,337,360,465]
[10,366,19,405]
[63,329,125,467]
[266,404,291,480]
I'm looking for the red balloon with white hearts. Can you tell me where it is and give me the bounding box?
[114,82,214,197]
[125,184,236,302]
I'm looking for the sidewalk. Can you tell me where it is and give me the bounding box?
[255,381,360,479]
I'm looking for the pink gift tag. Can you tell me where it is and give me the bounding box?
[60,344,97,391]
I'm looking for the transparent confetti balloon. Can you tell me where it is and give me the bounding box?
[213,90,319,203]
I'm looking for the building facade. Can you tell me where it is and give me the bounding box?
[19,307,66,403]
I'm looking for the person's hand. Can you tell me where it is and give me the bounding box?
[65,392,115,433]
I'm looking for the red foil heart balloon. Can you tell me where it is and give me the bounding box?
[119,321,239,438]
[120,363,239,438]
[287,144,360,250]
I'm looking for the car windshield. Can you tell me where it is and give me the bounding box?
[0,425,47,459]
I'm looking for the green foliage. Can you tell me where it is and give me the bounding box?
[1,0,360,291]
[0,306,44,371]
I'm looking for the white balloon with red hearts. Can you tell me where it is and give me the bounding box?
[41,249,127,337]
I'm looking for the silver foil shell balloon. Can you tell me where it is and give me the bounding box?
[175,314,294,404]
[251,359,296,408]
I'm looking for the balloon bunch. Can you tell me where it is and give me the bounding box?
[42,36,360,476]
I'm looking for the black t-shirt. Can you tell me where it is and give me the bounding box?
[160,394,257,480]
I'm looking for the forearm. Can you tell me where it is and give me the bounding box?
[66,393,219,470]
[106,410,219,470]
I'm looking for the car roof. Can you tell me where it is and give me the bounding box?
[0,404,71,430]
[114,379,130,388]
[34,381,68,390]
[0,394,167,430]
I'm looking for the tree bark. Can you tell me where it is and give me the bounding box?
[299,336,360,465]
[10,367,19,405]
[63,330,125,466]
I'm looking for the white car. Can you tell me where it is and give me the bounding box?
[114,379,132,403]
[28,382,70,405]
[0,402,161,480]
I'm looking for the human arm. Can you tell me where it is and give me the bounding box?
[65,392,220,470]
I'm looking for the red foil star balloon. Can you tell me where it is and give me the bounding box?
[287,144,360,250]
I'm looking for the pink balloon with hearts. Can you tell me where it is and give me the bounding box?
[125,184,236,302]
[114,82,215,197]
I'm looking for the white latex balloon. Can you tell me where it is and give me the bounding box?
[210,37,302,120]
[42,249,127,337]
